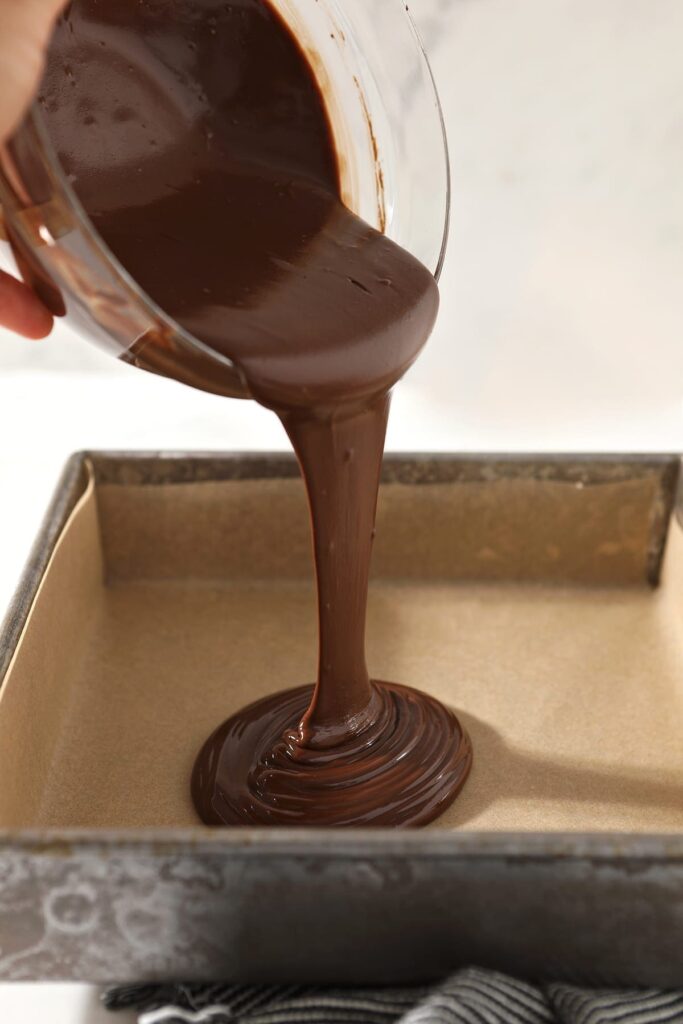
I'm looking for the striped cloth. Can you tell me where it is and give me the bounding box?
[104,968,683,1024]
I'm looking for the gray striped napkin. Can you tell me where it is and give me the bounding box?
[104,968,683,1024]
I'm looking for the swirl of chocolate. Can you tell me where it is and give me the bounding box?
[192,682,472,827]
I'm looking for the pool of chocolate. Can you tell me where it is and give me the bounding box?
[40,0,471,826]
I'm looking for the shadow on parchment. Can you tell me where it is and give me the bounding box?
[440,710,683,829]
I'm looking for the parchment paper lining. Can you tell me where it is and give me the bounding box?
[1,468,681,832]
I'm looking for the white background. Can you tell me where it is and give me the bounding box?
[0,0,682,1019]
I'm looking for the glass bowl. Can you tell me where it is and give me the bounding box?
[0,0,449,400]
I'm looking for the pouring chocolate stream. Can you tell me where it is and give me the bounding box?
[41,0,472,826]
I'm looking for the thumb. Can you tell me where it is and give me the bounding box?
[0,0,66,143]
[0,268,53,338]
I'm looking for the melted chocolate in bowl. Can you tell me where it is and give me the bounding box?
[42,0,472,826]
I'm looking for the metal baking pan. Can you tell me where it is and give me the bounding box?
[0,451,681,985]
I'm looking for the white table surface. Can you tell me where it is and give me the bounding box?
[0,0,682,1019]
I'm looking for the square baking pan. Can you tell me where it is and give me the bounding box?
[0,451,681,985]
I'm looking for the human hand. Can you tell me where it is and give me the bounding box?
[0,0,65,338]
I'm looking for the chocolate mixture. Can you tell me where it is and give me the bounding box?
[42,0,472,826]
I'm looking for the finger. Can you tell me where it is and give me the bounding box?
[0,0,67,142]
[0,269,53,338]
